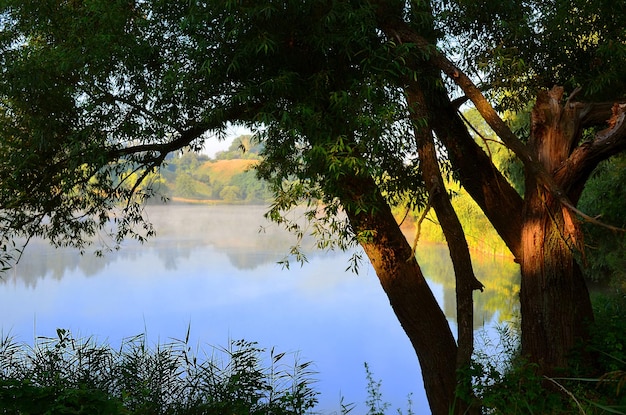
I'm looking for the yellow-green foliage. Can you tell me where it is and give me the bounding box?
[409,241,519,328]
[396,180,521,327]
[403,183,512,259]
[398,108,518,258]
[200,159,258,185]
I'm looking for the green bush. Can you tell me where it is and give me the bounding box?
[578,155,626,289]
[465,303,626,415]
[590,294,626,373]
[0,379,127,414]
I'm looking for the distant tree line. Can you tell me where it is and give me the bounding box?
[156,135,273,203]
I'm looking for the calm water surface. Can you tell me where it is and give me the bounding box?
[0,205,519,413]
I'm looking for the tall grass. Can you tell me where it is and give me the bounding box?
[0,328,318,414]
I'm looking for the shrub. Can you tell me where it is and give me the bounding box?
[466,316,626,414]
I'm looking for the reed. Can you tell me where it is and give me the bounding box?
[0,328,318,414]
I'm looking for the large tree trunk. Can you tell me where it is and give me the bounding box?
[519,88,595,371]
[414,81,595,372]
[339,174,459,415]
[519,181,593,371]
[421,80,599,373]
[374,0,626,397]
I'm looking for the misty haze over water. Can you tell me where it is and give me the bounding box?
[0,204,519,413]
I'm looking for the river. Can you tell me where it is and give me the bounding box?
[0,204,520,413]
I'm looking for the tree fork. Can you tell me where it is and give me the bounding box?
[413,81,524,259]
[378,16,593,231]
[406,86,483,414]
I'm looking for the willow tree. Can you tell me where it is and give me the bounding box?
[1,1,625,414]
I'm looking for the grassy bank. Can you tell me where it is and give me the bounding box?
[0,329,423,415]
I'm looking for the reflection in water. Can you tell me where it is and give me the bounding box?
[1,204,519,413]
[417,244,520,328]
[7,205,308,288]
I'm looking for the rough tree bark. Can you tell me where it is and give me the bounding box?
[430,84,626,372]
[519,176,592,371]
[519,87,626,371]
[393,34,624,372]
[338,174,459,415]
[399,16,626,370]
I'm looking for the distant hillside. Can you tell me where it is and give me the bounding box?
[199,159,257,183]
[153,135,273,204]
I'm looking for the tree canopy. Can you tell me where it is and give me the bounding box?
[2,0,623,264]
[2,1,626,413]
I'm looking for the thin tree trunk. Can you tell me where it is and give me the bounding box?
[406,87,483,413]
[415,82,524,259]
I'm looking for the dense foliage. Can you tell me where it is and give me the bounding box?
[439,0,626,108]
[463,293,626,414]
[0,0,425,266]
[578,155,626,290]
[2,1,626,413]
[1,1,624,273]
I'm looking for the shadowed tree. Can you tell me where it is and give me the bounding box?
[1,1,626,413]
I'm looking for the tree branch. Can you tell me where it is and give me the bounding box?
[105,101,262,162]
[406,77,525,258]
[556,103,626,200]
[88,85,184,135]
[579,101,626,128]
[107,124,210,160]
[378,18,612,241]
[383,22,531,163]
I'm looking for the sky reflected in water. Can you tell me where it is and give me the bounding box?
[0,205,519,413]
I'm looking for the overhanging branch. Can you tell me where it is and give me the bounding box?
[105,101,263,162]
[107,123,210,160]
[379,19,609,233]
